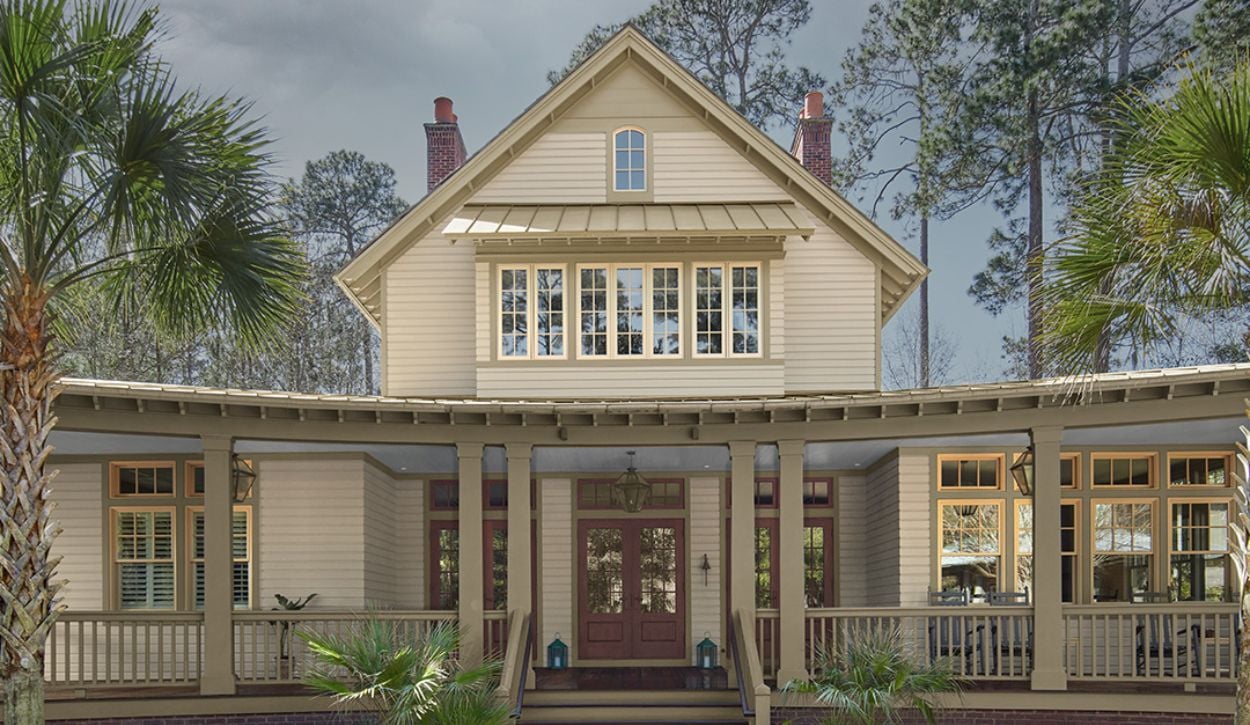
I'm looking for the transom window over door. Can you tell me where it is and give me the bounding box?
[694,263,762,357]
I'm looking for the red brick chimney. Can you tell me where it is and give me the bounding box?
[425,97,467,192]
[791,91,832,185]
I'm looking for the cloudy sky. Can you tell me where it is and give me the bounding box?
[158,0,1021,383]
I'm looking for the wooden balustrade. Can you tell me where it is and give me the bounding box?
[44,611,204,687]
[754,609,781,681]
[484,610,509,660]
[1063,603,1239,682]
[232,610,457,684]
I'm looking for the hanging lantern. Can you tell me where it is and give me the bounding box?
[956,504,978,518]
[612,450,652,513]
[696,633,718,669]
[1010,447,1035,496]
[547,634,568,670]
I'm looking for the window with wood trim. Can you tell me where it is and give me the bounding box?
[188,506,252,609]
[1092,454,1154,488]
[1092,500,1154,602]
[499,265,566,359]
[753,478,778,507]
[1060,453,1080,489]
[938,501,1001,600]
[481,479,538,511]
[613,128,646,191]
[111,462,175,497]
[755,520,776,608]
[112,508,176,609]
[430,522,460,610]
[574,263,681,358]
[577,478,685,510]
[1167,453,1231,487]
[937,455,1003,490]
[803,518,834,607]
[1015,501,1078,603]
[803,478,832,507]
[694,263,762,357]
[1170,500,1232,602]
[430,480,460,511]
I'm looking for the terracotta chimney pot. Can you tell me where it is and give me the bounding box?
[803,91,823,120]
[433,96,455,123]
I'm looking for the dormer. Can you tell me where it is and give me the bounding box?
[335,27,927,400]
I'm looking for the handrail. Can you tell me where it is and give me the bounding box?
[728,610,752,716]
[513,612,533,718]
[733,609,770,725]
[497,609,531,717]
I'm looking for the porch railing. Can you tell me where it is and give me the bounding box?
[1063,603,1239,683]
[232,610,457,684]
[484,609,508,660]
[799,607,1035,682]
[44,611,204,687]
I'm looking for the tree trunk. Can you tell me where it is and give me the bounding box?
[1239,587,1250,724]
[1026,90,1044,379]
[0,277,63,725]
[920,213,931,388]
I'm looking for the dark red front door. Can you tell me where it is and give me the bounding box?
[578,519,685,660]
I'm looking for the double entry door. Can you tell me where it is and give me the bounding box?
[578,519,686,660]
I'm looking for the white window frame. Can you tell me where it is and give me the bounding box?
[691,261,764,359]
[574,262,682,360]
[612,127,647,193]
[496,263,569,361]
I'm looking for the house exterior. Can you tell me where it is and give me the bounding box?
[33,27,1246,724]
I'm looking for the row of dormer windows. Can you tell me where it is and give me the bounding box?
[498,262,762,360]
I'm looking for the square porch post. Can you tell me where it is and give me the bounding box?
[458,442,485,666]
[729,441,757,622]
[777,439,808,683]
[200,434,236,695]
[505,442,535,687]
[1030,425,1067,690]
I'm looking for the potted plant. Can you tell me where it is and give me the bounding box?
[271,593,317,679]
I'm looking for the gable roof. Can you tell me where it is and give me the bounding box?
[335,26,928,328]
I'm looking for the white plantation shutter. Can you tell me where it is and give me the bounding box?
[114,509,175,609]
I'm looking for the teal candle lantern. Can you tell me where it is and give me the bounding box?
[547,633,568,670]
[696,633,718,669]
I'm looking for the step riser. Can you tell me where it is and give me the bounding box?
[519,706,745,723]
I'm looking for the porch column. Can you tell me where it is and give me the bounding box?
[728,441,756,621]
[200,434,236,695]
[777,439,808,683]
[1029,426,1067,691]
[458,442,485,665]
[505,442,535,687]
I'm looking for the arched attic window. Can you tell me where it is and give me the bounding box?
[613,128,646,192]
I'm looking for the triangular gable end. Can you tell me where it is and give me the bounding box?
[335,25,928,329]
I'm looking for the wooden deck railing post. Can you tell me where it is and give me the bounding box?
[506,442,535,688]
[458,442,485,666]
[777,439,808,683]
[729,440,757,683]
[200,434,236,695]
[1030,425,1067,690]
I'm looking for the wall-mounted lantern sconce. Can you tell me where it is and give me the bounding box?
[1010,447,1035,497]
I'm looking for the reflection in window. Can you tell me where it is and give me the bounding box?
[803,524,830,607]
[695,266,724,355]
[755,526,773,608]
[613,129,646,191]
[534,268,564,356]
[586,528,624,613]
[1016,503,1076,602]
[639,527,677,613]
[938,457,1001,489]
[490,528,508,610]
[731,265,760,354]
[435,528,460,610]
[579,267,609,356]
[1169,455,1229,486]
[616,267,645,356]
[651,267,681,355]
[1093,501,1153,601]
[114,463,174,496]
[1171,501,1231,602]
[500,268,528,357]
[1092,455,1152,487]
[940,503,1000,600]
[803,479,831,506]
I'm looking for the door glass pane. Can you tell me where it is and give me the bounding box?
[639,527,678,614]
[586,528,624,614]
[436,528,460,610]
[803,525,827,607]
[755,526,773,608]
[491,529,508,610]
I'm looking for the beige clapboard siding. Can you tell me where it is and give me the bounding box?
[383,230,476,397]
[259,459,365,608]
[896,451,931,606]
[52,463,104,610]
[470,133,607,204]
[783,215,878,393]
[562,63,690,123]
[477,362,785,399]
[540,478,573,659]
[688,476,722,662]
[475,262,490,363]
[835,474,868,608]
[864,454,901,606]
[363,461,398,607]
[652,131,790,203]
[769,260,784,358]
[393,480,425,608]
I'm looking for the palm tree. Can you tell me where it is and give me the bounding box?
[1040,58,1250,375]
[301,619,510,725]
[781,629,962,725]
[0,2,302,721]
